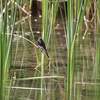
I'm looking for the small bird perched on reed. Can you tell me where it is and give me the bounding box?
[36,37,49,58]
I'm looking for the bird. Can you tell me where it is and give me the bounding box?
[36,37,49,58]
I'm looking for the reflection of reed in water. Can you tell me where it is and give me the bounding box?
[31,0,41,40]
[31,0,49,58]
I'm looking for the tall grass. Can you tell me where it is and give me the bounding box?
[0,0,20,100]
[0,0,100,100]
[65,0,100,100]
[0,0,12,100]
[40,0,59,99]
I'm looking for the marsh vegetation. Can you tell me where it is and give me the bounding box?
[0,0,100,100]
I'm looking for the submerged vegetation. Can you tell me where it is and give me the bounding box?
[0,0,100,100]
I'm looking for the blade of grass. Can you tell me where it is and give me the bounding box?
[94,0,100,99]
[0,0,11,99]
